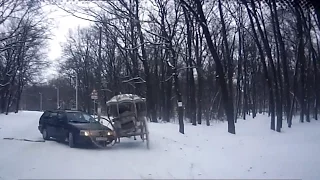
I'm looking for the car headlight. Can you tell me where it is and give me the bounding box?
[107,131,112,136]
[80,130,90,136]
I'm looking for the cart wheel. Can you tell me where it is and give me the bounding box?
[146,132,150,149]
[111,138,117,146]
[90,137,115,149]
[99,141,108,147]
[140,134,145,141]
[142,118,150,149]
[140,125,145,141]
[90,116,117,149]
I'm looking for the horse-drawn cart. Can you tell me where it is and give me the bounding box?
[93,94,149,149]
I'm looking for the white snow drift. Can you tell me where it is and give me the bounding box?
[0,111,319,179]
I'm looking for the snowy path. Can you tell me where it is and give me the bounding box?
[0,111,320,179]
[0,112,203,179]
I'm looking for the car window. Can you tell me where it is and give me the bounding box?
[66,112,97,123]
[57,112,63,119]
[83,113,96,122]
[58,112,68,121]
[42,111,50,118]
[67,112,85,122]
[50,112,58,118]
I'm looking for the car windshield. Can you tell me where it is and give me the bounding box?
[66,112,97,123]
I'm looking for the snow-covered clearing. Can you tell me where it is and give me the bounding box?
[0,111,319,180]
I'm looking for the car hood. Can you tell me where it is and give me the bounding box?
[69,122,111,130]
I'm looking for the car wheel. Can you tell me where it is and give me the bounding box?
[42,128,50,140]
[68,132,75,148]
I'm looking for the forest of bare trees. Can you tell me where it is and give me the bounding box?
[0,0,50,114]
[2,0,320,135]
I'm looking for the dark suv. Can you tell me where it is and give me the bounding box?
[38,110,115,148]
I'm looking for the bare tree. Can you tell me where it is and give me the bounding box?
[0,1,50,114]
[181,0,236,134]
[53,0,320,135]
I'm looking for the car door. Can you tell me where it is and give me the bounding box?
[47,111,58,137]
[55,112,68,140]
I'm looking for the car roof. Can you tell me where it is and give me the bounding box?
[65,110,82,113]
[44,109,84,113]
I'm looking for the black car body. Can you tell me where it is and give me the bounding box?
[38,110,115,148]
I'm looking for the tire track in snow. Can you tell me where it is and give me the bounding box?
[156,134,207,178]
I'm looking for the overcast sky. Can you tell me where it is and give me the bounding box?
[42,3,92,80]
[41,1,151,81]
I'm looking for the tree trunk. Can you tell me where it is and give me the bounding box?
[271,0,290,126]
[242,0,275,130]
[134,0,157,123]
[184,9,196,125]
[195,28,203,125]
[218,0,234,123]
[192,0,235,134]
[295,3,306,123]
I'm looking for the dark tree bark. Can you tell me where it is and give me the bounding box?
[195,26,203,125]
[134,0,157,122]
[218,0,234,122]
[181,0,236,134]
[184,6,196,126]
[295,1,306,123]
[241,0,276,130]
[270,0,291,126]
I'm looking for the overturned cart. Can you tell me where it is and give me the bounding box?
[99,94,150,149]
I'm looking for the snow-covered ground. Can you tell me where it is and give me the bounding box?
[0,111,319,180]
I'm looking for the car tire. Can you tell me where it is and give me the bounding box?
[68,132,75,148]
[42,128,50,140]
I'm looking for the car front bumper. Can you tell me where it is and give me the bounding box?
[74,136,92,145]
[75,135,116,145]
